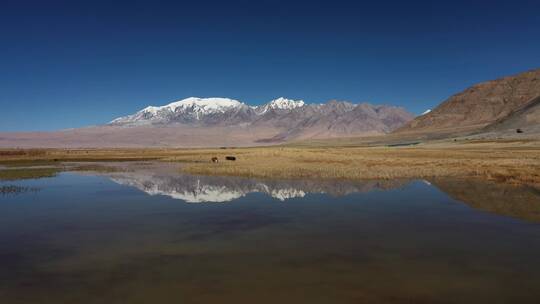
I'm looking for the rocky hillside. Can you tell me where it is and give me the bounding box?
[256,101,414,142]
[396,68,540,135]
[482,95,540,134]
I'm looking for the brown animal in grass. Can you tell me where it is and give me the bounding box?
[225,156,236,161]
[211,157,219,163]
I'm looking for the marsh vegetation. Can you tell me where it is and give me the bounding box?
[0,185,39,195]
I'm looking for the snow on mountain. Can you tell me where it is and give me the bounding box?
[254,97,305,114]
[167,97,243,112]
[110,96,308,125]
[106,96,414,140]
[110,97,244,125]
[420,109,432,115]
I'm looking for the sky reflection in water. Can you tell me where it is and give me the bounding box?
[1,164,540,304]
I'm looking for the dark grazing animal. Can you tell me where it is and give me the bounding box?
[225,156,236,161]
[516,128,524,133]
[211,157,219,163]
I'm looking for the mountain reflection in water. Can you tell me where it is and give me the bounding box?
[100,162,540,222]
[431,179,540,222]
[2,162,540,304]
[109,171,409,202]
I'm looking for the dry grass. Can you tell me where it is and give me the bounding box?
[170,143,540,188]
[0,141,538,187]
[0,148,171,165]
[66,164,125,173]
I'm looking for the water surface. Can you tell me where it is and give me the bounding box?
[1,162,539,303]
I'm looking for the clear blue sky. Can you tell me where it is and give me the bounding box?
[1,0,540,131]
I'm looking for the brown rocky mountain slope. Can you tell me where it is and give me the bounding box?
[482,95,540,134]
[396,68,540,135]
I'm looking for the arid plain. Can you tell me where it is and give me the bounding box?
[2,138,539,189]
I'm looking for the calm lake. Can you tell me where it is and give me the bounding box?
[1,162,540,303]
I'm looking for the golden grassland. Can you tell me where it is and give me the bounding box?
[0,140,539,187]
[175,142,540,187]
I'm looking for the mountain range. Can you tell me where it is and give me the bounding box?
[110,97,306,126]
[0,97,413,148]
[1,68,539,148]
[93,165,540,222]
[109,97,414,140]
[104,165,410,203]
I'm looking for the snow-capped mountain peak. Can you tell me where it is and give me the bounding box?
[165,97,242,111]
[108,96,414,137]
[111,96,309,125]
[267,97,305,109]
[140,105,161,115]
[255,97,305,114]
[110,97,244,125]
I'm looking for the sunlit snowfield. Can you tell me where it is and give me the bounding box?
[1,163,540,303]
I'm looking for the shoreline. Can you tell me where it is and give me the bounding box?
[0,140,539,188]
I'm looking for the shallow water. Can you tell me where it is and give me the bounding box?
[1,163,540,303]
